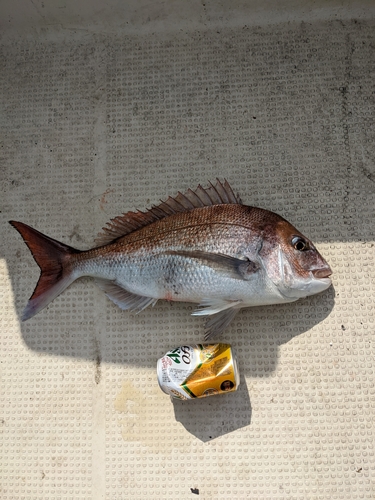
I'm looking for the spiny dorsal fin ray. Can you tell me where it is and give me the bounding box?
[95,179,242,246]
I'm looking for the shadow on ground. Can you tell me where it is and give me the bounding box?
[12,280,335,375]
[173,375,252,442]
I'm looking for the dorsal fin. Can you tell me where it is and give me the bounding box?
[95,179,242,246]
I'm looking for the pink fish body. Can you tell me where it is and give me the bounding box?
[10,180,332,337]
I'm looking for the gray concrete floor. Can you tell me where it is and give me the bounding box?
[1,2,375,499]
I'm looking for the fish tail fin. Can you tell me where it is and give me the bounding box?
[9,221,81,321]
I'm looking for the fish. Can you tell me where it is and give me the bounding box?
[9,179,332,338]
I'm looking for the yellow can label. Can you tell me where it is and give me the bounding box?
[182,344,237,398]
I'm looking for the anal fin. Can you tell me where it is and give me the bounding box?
[95,279,157,313]
[191,298,242,338]
[203,308,241,339]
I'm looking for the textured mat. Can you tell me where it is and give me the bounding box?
[1,18,375,500]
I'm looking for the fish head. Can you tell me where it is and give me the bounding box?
[259,218,332,300]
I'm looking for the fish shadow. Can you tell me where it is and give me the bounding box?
[16,280,335,376]
[172,375,251,442]
[231,285,336,377]
[170,286,334,441]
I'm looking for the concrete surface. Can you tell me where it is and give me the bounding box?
[1,0,375,38]
[0,2,375,499]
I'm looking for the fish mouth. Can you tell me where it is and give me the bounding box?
[312,267,332,279]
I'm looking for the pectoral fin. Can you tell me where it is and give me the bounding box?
[192,298,242,316]
[167,250,260,281]
[95,279,157,313]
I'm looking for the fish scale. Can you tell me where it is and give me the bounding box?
[9,179,332,337]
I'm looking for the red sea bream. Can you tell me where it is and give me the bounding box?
[10,180,332,337]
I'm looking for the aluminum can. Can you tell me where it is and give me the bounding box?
[157,343,240,400]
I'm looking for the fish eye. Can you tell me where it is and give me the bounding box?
[292,236,309,251]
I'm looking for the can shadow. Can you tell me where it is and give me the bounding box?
[172,375,251,442]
